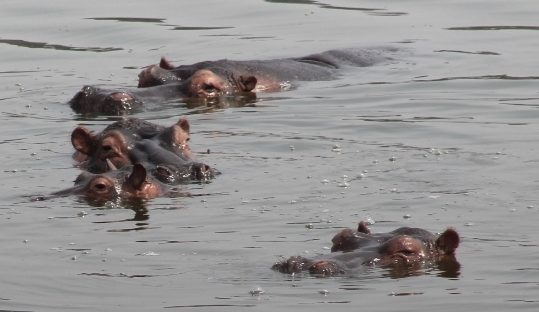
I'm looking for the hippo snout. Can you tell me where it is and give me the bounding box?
[69,86,141,115]
[191,162,217,181]
[103,92,137,115]
[68,85,98,110]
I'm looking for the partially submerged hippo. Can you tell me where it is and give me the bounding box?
[69,48,396,115]
[71,117,214,183]
[52,163,165,204]
[138,48,396,90]
[69,70,257,115]
[272,222,460,277]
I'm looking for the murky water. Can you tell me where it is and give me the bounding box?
[1,0,538,311]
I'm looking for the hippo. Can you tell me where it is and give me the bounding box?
[69,48,396,115]
[52,163,165,204]
[69,70,258,115]
[272,222,460,277]
[71,117,214,183]
[138,48,396,90]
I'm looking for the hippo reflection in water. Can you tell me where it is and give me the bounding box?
[71,117,214,183]
[273,222,460,278]
[69,48,397,115]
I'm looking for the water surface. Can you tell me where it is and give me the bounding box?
[1,0,538,311]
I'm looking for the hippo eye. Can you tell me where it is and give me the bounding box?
[88,177,114,195]
[94,182,107,192]
[202,83,218,95]
[398,248,416,255]
[101,144,118,157]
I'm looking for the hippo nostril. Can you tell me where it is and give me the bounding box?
[103,92,136,114]
[154,165,176,184]
[109,92,134,103]
[191,163,212,181]
[82,85,96,95]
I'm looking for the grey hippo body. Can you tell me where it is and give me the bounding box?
[273,222,460,278]
[71,117,214,183]
[139,47,397,90]
[69,48,397,115]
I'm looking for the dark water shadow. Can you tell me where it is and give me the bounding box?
[446,26,539,31]
[85,16,233,31]
[435,49,500,56]
[164,304,256,308]
[265,0,407,16]
[0,38,122,52]
[86,17,166,23]
[413,74,539,82]
[80,272,158,278]
[498,97,539,108]
[168,26,234,31]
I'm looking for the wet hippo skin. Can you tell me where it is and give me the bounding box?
[52,164,165,204]
[69,48,396,115]
[273,222,460,277]
[138,48,397,90]
[71,117,214,183]
[69,70,257,115]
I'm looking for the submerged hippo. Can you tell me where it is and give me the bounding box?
[52,164,165,204]
[69,47,396,115]
[71,117,214,183]
[69,70,257,115]
[272,222,460,277]
[138,48,396,90]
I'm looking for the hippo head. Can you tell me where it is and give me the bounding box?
[331,221,373,252]
[374,228,460,267]
[182,69,257,98]
[331,223,460,267]
[273,224,460,277]
[54,164,164,204]
[69,86,143,115]
[138,58,179,88]
[71,117,192,173]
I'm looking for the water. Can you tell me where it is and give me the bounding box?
[1,0,538,311]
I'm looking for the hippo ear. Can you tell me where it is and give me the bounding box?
[238,76,257,92]
[176,117,190,133]
[126,164,147,190]
[169,118,191,147]
[159,57,175,70]
[71,126,95,155]
[331,228,354,252]
[436,228,460,255]
[357,221,371,234]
